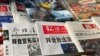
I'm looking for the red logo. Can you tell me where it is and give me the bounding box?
[0,5,8,12]
[82,24,98,29]
[16,2,25,12]
[42,25,68,34]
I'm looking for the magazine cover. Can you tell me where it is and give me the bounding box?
[0,5,13,23]
[49,0,74,22]
[35,21,82,55]
[92,3,100,16]
[25,0,74,22]
[66,0,100,21]
[2,23,42,56]
[65,21,100,56]
[49,10,74,22]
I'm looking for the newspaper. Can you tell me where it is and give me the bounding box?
[2,23,42,56]
[35,21,81,55]
[65,21,100,56]
[11,2,30,23]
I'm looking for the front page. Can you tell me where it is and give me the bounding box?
[3,23,42,56]
[35,21,79,55]
[65,22,100,56]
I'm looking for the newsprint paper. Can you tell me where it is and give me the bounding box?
[2,23,42,56]
[35,21,83,55]
[65,21,100,56]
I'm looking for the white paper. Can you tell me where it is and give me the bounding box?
[35,21,79,55]
[65,21,100,56]
[11,2,30,24]
[2,23,42,56]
